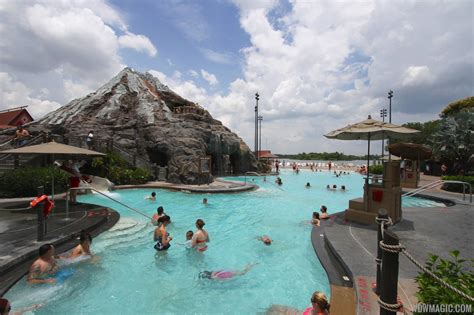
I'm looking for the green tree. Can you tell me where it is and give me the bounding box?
[440,96,474,118]
[431,110,473,173]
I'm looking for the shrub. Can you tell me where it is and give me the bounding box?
[368,164,384,175]
[414,250,474,314]
[441,176,474,193]
[87,152,152,185]
[0,166,69,198]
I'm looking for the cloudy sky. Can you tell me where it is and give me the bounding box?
[0,0,472,154]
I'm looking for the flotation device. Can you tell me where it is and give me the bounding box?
[30,195,55,218]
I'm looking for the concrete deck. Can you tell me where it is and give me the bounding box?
[0,200,119,296]
[117,177,258,193]
[323,187,473,314]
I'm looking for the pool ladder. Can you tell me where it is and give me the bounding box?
[402,180,472,203]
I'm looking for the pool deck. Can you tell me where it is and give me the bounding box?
[117,177,258,193]
[0,200,119,296]
[320,176,473,315]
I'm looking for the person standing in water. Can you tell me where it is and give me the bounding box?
[28,244,58,284]
[69,230,93,258]
[302,291,330,315]
[192,219,209,252]
[154,215,172,251]
[151,206,166,226]
[199,263,257,280]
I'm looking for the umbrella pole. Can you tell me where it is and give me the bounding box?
[366,133,371,212]
[52,154,55,201]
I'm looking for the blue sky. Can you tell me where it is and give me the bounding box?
[0,0,472,154]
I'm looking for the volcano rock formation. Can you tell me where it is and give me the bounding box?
[27,68,258,184]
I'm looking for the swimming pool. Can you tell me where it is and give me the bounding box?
[5,170,442,314]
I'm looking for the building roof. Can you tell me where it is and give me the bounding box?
[0,107,33,128]
[257,150,278,159]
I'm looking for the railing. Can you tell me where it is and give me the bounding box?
[402,180,472,203]
[65,186,151,220]
[0,132,48,162]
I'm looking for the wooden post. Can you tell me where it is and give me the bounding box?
[37,186,45,241]
[375,208,389,295]
[380,229,400,315]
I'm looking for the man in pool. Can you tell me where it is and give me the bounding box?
[28,244,59,284]
[258,235,272,245]
[202,198,208,205]
[199,263,257,280]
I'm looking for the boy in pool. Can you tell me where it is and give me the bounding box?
[145,192,156,201]
[199,263,258,280]
[184,231,193,248]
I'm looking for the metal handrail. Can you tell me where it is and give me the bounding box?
[0,133,46,161]
[65,186,152,219]
[403,180,472,203]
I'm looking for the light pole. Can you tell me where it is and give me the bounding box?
[255,93,259,159]
[258,115,263,154]
[380,108,387,158]
[387,90,393,123]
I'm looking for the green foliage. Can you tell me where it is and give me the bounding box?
[441,176,474,193]
[415,250,474,314]
[87,151,152,185]
[431,110,473,174]
[0,166,69,198]
[368,164,384,175]
[276,151,380,161]
[395,120,441,146]
[441,96,474,118]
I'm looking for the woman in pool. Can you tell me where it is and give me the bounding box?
[199,263,257,280]
[70,230,93,258]
[192,219,209,252]
[302,291,330,315]
[151,206,166,226]
[153,215,172,251]
[312,212,320,226]
[320,206,329,220]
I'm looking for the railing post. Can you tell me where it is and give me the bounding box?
[65,190,70,219]
[37,186,45,241]
[380,229,400,315]
[375,208,389,295]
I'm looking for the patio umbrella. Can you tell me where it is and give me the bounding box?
[388,142,432,160]
[324,115,419,207]
[0,141,105,199]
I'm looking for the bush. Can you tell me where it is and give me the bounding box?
[441,176,474,193]
[415,250,474,314]
[368,164,384,175]
[0,166,69,198]
[87,151,152,185]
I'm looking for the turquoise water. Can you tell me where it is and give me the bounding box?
[5,170,442,314]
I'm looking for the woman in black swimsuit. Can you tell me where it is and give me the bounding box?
[154,215,172,251]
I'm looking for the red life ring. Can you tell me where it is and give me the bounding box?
[30,195,48,208]
[30,195,55,218]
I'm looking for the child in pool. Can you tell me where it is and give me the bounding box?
[199,263,257,280]
[184,231,193,248]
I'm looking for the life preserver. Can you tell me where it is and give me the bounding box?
[30,195,55,218]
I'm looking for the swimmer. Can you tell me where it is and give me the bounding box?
[341,185,346,191]
[145,192,156,201]
[28,244,59,284]
[199,263,258,280]
[305,182,311,188]
[303,291,330,315]
[192,219,210,252]
[0,298,42,315]
[332,184,337,189]
[263,176,267,182]
[320,206,329,220]
[275,177,283,186]
[326,185,330,189]
[151,206,166,226]
[184,231,193,248]
[154,215,172,251]
[69,230,93,258]
[257,235,272,245]
[312,212,320,226]
[202,198,208,205]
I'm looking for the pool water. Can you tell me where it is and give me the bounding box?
[5,170,442,314]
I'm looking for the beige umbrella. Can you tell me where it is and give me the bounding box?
[324,115,419,207]
[0,141,105,198]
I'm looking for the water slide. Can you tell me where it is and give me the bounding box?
[80,175,114,192]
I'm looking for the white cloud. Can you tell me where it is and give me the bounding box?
[402,66,434,86]
[189,70,199,77]
[200,48,234,65]
[200,69,219,86]
[0,72,61,120]
[118,32,157,56]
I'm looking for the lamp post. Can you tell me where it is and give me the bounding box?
[380,108,387,158]
[258,115,263,155]
[387,90,393,123]
[255,93,259,159]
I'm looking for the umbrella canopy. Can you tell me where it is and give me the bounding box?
[0,141,105,156]
[388,143,432,160]
[324,116,419,141]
